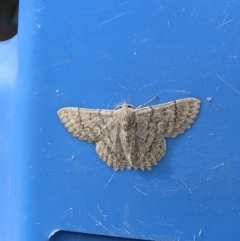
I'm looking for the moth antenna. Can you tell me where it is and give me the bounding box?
[137,94,159,108]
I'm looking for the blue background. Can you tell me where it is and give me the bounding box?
[0,0,240,241]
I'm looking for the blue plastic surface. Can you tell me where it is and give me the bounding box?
[0,36,18,241]
[1,0,240,241]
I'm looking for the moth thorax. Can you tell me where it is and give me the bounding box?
[120,110,135,130]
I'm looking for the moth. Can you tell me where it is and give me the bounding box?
[57,98,200,170]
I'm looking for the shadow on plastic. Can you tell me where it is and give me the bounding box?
[49,230,155,241]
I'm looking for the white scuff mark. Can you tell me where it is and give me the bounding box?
[190,7,196,18]
[216,13,233,28]
[95,53,113,62]
[191,148,212,163]
[31,60,67,75]
[118,2,128,6]
[118,82,128,90]
[97,205,107,218]
[123,228,132,236]
[88,213,101,226]
[206,97,212,101]
[140,38,149,43]
[56,89,65,96]
[19,213,28,219]
[33,6,46,13]
[71,153,75,160]
[137,80,160,91]
[136,219,142,224]
[134,186,148,196]
[200,204,208,209]
[180,179,192,194]
[216,74,240,95]
[212,163,225,169]
[87,213,113,234]
[164,89,190,94]
[64,37,75,44]
[198,229,203,236]
[133,34,137,55]
[98,11,132,26]
[104,173,116,189]
[111,225,122,233]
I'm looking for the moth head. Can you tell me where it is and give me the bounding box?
[114,103,136,129]
[114,103,136,110]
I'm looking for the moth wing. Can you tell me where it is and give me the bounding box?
[57,107,114,142]
[135,98,200,138]
[130,109,166,170]
[95,123,132,170]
